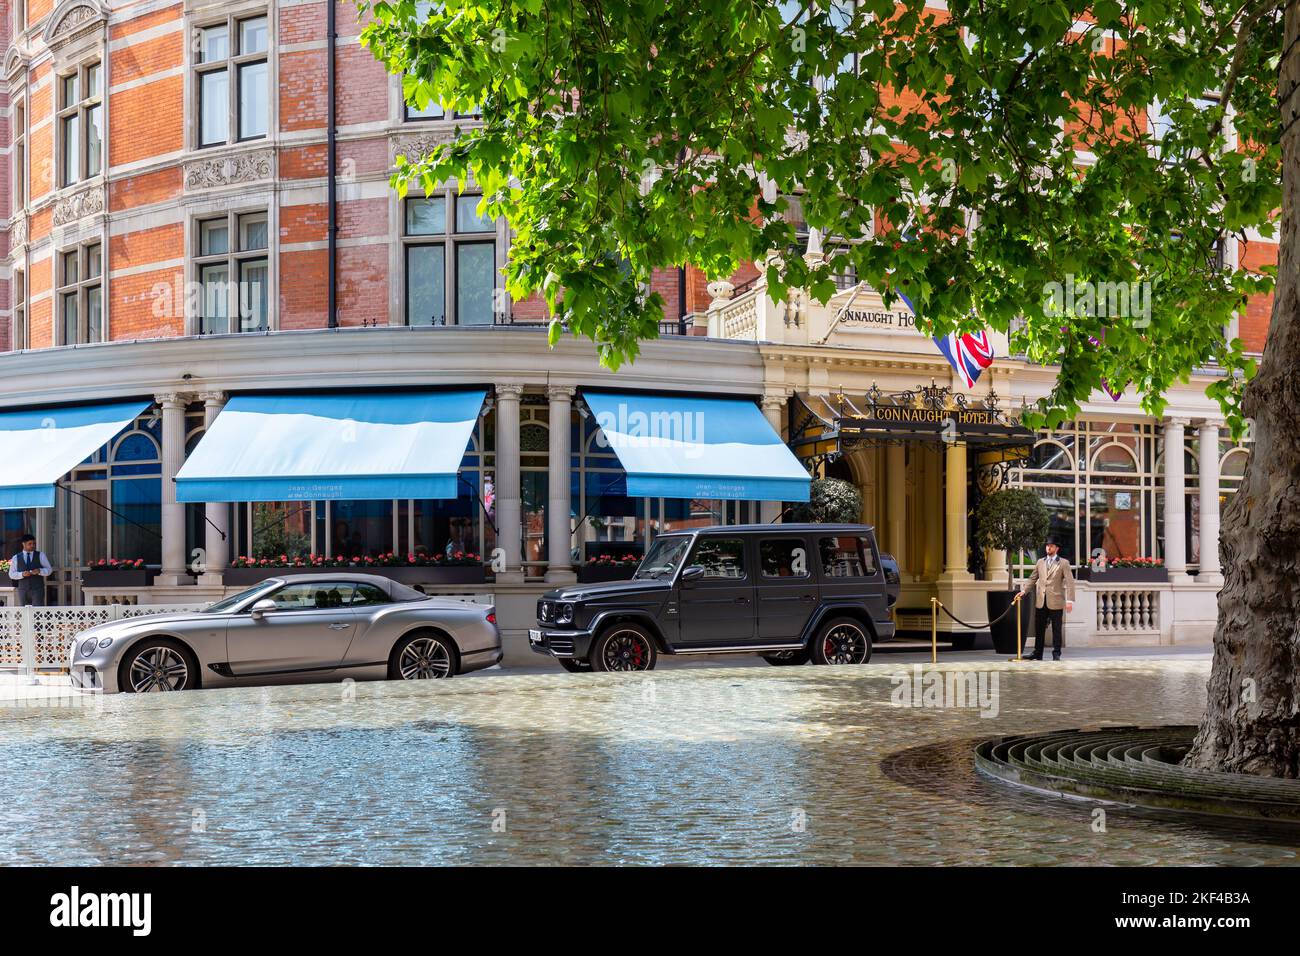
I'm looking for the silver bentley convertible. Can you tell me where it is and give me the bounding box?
[68,573,502,693]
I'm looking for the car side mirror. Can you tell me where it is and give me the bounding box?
[680,566,706,585]
[250,599,277,621]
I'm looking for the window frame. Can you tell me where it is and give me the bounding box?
[193,209,272,334]
[55,241,104,346]
[401,189,500,326]
[12,270,27,351]
[55,61,104,187]
[194,13,270,149]
[13,98,25,210]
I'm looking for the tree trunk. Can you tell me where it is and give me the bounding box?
[1183,3,1300,776]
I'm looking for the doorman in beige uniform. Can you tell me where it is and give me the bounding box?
[1014,537,1075,660]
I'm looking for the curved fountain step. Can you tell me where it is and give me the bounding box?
[975,727,1300,824]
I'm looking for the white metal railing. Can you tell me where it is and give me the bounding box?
[0,604,208,673]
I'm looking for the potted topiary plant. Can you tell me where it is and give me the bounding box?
[975,489,1050,654]
[788,477,862,524]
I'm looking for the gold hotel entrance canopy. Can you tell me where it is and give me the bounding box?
[790,382,1035,466]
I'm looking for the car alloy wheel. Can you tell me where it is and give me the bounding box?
[813,619,870,666]
[592,625,657,672]
[125,642,194,692]
[396,636,453,680]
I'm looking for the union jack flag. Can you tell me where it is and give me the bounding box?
[896,289,996,389]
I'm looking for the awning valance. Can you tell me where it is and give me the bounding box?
[176,391,486,503]
[582,391,810,502]
[0,400,151,509]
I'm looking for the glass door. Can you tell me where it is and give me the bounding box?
[68,482,109,604]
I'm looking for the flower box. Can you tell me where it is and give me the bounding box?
[386,565,487,585]
[82,569,155,588]
[1077,567,1168,583]
[222,565,486,587]
[577,564,638,583]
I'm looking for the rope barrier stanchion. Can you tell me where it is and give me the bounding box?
[930,596,938,665]
[928,595,1024,662]
[1008,595,1019,660]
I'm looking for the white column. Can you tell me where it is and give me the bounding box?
[1195,421,1223,583]
[942,441,973,580]
[197,392,229,584]
[155,392,190,586]
[545,385,576,583]
[760,395,787,523]
[924,447,943,579]
[494,384,524,582]
[886,444,907,574]
[1163,417,1191,582]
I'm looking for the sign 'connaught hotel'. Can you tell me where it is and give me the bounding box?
[839,309,918,331]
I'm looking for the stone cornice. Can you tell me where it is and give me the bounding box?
[0,329,765,410]
[3,45,29,84]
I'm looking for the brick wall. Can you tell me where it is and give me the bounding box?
[1238,238,1278,355]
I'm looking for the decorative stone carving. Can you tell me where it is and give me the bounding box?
[494,383,525,400]
[183,149,274,191]
[390,129,461,164]
[43,0,107,47]
[52,185,105,226]
[54,6,97,36]
[707,280,736,309]
[9,216,26,249]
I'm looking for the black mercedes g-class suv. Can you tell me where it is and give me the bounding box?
[530,524,899,672]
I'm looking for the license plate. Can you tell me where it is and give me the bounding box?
[528,629,543,646]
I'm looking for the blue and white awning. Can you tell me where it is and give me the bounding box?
[582,391,810,502]
[176,391,486,503]
[0,400,151,509]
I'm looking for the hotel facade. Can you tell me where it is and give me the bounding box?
[0,0,1274,660]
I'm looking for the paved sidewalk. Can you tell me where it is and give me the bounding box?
[490,642,1211,675]
[0,642,1212,700]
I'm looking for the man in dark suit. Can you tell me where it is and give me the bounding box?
[1014,536,1075,660]
[8,534,52,607]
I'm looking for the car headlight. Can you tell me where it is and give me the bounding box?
[98,637,114,648]
[556,603,574,625]
[79,639,98,658]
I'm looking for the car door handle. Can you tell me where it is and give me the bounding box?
[735,596,751,604]
[326,622,349,630]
